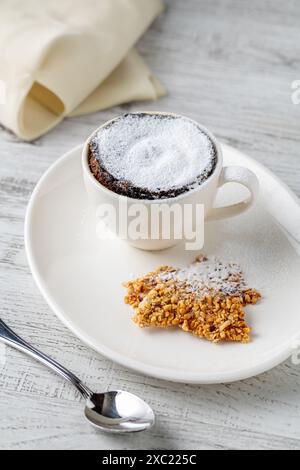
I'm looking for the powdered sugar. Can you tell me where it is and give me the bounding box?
[92,114,216,193]
[159,255,248,297]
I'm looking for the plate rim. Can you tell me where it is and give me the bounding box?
[24,144,300,384]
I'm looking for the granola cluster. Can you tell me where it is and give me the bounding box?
[124,256,261,344]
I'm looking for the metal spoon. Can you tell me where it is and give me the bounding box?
[0,319,155,433]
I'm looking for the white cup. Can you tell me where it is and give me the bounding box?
[82,112,259,251]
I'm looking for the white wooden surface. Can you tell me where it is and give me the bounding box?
[1,0,300,450]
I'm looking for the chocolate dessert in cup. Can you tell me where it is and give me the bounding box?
[82,112,259,251]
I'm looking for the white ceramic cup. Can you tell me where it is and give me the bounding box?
[82,112,259,251]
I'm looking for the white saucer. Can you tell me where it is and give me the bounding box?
[25,144,300,384]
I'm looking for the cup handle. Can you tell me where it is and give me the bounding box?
[207,166,259,221]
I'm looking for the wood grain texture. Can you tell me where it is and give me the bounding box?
[0,0,300,450]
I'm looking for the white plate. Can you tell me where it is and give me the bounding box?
[25,144,300,384]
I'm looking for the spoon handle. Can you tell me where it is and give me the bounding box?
[0,318,92,399]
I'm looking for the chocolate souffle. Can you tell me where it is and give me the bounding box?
[88,113,217,200]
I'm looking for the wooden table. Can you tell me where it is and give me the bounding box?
[1,0,300,450]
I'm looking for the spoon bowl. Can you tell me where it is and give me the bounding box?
[85,391,155,433]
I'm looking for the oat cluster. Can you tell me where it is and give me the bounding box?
[124,256,261,344]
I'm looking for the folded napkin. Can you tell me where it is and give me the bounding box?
[0,0,164,140]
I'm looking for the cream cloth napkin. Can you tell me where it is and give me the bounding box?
[0,0,164,140]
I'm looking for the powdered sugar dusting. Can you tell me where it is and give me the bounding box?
[159,255,249,297]
[93,114,216,193]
